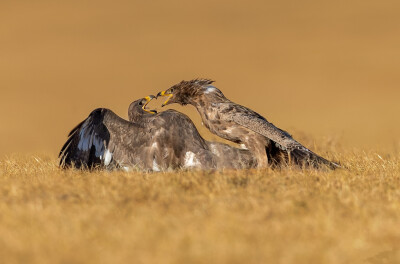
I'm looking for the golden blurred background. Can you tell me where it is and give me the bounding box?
[1,0,399,156]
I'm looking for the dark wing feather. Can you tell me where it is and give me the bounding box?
[232,114,340,169]
[59,108,111,169]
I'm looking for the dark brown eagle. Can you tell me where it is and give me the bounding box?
[157,79,339,169]
[130,101,257,170]
[59,96,256,171]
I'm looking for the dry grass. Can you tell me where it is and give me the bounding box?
[1,146,400,264]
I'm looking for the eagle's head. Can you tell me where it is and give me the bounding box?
[128,95,157,123]
[157,79,223,107]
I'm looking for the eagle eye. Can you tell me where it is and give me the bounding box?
[169,88,174,93]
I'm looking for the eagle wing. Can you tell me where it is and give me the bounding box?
[231,113,340,169]
[59,108,192,171]
[59,108,114,169]
[231,113,302,151]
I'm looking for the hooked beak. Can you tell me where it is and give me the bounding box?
[156,91,173,107]
[142,95,157,114]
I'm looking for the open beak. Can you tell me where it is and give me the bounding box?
[156,91,173,107]
[142,95,157,114]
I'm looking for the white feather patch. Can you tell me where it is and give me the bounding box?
[152,159,161,172]
[209,144,219,156]
[152,142,158,148]
[103,149,113,166]
[183,151,200,168]
[204,86,217,94]
[240,144,248,150]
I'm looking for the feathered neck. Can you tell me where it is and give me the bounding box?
[189,85,229,106]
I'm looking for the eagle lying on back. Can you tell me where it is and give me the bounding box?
[59,96,256,171]
[157,79,339,169]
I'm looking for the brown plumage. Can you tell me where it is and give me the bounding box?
[157,79,339,169]
[59,96,256,171]
[128,99,257,170]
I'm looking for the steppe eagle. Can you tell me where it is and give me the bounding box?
[59,96,256,171]
[130,101,257,170]
[157,79,339,169]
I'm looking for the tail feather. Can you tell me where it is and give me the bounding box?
[290,148,340,170]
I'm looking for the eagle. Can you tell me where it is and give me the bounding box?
[130,101,257,170]
[59,96,256,171]
[157,79,339,169]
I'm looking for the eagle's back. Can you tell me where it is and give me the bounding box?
[142,110,217,170]
[194,94,339,169]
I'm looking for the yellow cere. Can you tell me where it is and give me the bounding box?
[144,96,153,102]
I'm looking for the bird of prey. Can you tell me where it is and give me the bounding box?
[157,79,339,169]
[59,96,256,171]
[130,104,257,170]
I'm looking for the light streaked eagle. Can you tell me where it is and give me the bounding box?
[157,79,340,169]
[59,96,256,171]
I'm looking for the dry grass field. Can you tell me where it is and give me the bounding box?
[1,0,400,263]
[1,148,400,264]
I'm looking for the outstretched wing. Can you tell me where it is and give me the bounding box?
[231,113,340,169]
[231,113,301,150]
[59,108,113,169]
